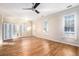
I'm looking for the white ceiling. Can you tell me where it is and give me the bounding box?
[0,3,79,20]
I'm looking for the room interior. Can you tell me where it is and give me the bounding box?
[0,3,79,56]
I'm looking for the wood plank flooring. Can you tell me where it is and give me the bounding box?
[0,36,79,56]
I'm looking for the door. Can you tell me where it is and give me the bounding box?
[2,23,16,40]
[19,23,27,37]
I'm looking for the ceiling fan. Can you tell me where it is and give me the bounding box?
[23,3,40,14]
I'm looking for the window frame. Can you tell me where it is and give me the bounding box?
[63,13,77,34]
[43,19,48,34]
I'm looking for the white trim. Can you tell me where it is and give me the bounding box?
[63,12,77,40]
[43,19,48,35]
[63,12,77,34]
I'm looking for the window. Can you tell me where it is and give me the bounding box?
[64,14,76,34]
[20,24,27,36]
[43,19,48,34]
[2,23,16,40]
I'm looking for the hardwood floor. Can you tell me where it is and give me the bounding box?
[0,36,79,56]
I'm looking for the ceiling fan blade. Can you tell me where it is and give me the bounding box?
[35,10,40,14]
[22,8,32,10]
[33,3,40,9]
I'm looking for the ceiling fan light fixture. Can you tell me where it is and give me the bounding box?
[67,5,72,8]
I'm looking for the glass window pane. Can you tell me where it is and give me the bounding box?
[64,14,75,33]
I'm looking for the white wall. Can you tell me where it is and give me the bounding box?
[33,6,79,46]
[0,15,2,44]
[33,14,63,40]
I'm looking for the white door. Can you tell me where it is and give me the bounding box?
[2,23,16,40]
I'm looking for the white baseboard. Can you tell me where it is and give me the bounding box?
[0,40,3,44]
